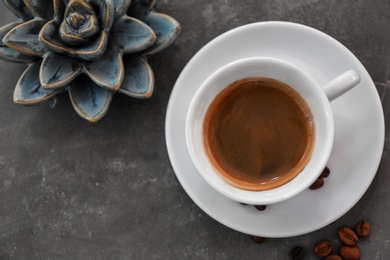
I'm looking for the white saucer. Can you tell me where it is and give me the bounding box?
[165,21,385,238]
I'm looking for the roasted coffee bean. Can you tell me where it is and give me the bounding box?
[251,235,266,243]
[339,246,361,260]
[320,166,331,178]
[309,177,324,190]
[356,220,371,237]
[338,227,359,246]
[254,205,267,211]
[326,255,343,260]
[314,240,332,257]
[290,246,305,260]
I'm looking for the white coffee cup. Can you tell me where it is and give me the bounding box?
[185,57,360,205]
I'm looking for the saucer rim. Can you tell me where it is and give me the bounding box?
[165,21,385,237]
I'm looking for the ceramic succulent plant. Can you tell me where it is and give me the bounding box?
[0,0,180,122]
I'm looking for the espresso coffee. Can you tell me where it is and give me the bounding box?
[203,77,315,191]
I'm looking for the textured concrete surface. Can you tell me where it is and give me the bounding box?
[0,0,389,259]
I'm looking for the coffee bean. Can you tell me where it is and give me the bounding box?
[251,235,266,243]
[314,240,332,257]
[339,246,361,260]
[309,177,324,190]
[326,255,343,260]
[356,220,370,237]
[254,205,267,211]
[320,166,331,178]
[338,227,359,246]
[290,246,305,260]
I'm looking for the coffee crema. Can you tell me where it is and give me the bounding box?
[203,77,315,191]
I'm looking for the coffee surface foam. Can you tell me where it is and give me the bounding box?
[203,77,315,191]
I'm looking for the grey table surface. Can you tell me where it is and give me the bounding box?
[0,0,389,259]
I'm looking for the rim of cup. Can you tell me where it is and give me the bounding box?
[186,57,334,205]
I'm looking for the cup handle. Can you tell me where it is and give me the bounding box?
[321,70,361,101]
